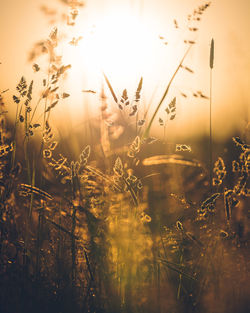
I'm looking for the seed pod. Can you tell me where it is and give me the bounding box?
[210,38,214,69]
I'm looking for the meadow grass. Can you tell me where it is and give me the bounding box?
[0,1,249,313]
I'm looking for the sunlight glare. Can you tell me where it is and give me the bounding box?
[62,7,160,97]
[88,10,156,82]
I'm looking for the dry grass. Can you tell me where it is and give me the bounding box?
[0,1,249,313]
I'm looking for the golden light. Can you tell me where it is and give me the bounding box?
[0,0,249,139]
[85,9,157,82]
[0,2,249,312]
[60,6,163,118]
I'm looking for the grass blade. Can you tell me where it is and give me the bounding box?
[103,72,118,103]
[143,45,192,138]
[158,258,197,281]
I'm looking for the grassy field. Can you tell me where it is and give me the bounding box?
[0,1,249,313]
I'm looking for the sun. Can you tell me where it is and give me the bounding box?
[87,9,156,81]
[62,6,160,96]
[59,4,186,126]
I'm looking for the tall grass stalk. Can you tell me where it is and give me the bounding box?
[29,156,36,219]
[143,45,192,138]
[71,171,78,286]
[209,39,214,192]
[11,103,20,169]
[36,201,44,279]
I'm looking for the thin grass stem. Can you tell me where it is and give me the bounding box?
[143,45,192,138]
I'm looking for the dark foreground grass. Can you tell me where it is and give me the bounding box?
[0,94,249,313]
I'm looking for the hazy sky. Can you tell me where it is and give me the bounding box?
[0,0,249,140]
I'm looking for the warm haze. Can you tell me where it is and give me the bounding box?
[0,0,249,140]
[0,2,249,313]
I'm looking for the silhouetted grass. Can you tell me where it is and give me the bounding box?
[0,1,249,313]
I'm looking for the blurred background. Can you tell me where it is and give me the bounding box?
[0,3,249,313]
[0,0,249,141]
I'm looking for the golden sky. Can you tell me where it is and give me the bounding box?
[0,0,249,140]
